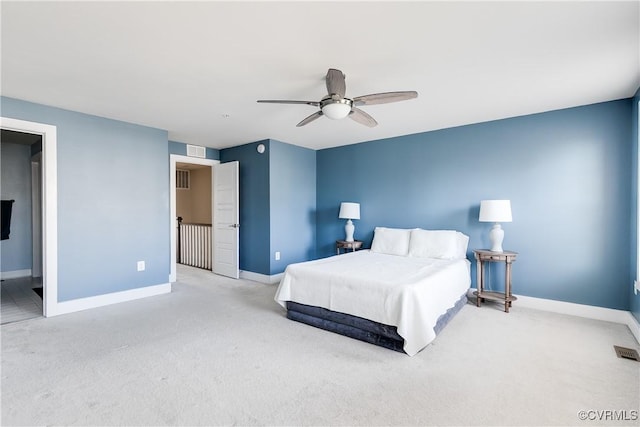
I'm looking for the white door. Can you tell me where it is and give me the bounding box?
[213,161,239,278]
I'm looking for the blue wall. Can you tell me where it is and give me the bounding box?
[3,95,635,313]
[0,143,32,273]
[631,88,640,322]
[317,100,632,310]
[220,139,317,276]
[269,140,316,274]
[220,140,271,275]
[1,97,170,302]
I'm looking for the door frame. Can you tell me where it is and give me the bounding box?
[169,154,219,282]
[1,117,58,317]
[31,151,43,278]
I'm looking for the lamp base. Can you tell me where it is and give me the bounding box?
[489,223,504,252]
[344,219,355,242]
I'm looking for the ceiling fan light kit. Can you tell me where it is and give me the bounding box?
[320,98,352,120]
[257,68,417,127]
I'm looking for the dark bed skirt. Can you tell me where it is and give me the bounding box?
[286,291,469,354]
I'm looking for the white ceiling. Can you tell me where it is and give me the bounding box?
[2,1,638,150]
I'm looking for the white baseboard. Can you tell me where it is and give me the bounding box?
[1,269,32,280]
[239,270,283,285]
[626,312,640,344]
[468,288,640,344]
[50,282,171,317]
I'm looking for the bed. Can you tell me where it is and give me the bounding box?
[274,227,471,356]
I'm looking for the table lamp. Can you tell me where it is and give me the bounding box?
[479,200,512,252]
[339,202,360,242]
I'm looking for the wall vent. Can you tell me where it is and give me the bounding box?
[176,169,190,190]
[614,345,640,361]
[186,144,206,158]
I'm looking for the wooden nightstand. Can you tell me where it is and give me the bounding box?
[473,249,518,313]
[336,240,363,255]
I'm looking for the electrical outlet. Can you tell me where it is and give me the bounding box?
[137,261,145,272]
[275,251,280,261]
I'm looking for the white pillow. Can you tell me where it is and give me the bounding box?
[455,232,469,259]
[370,227,412,256]
[409,229,469,260]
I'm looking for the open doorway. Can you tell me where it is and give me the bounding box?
[169,155,218,283]
[169,154,240,282]
[1,130,43,323]
[1,117,58,319]
[176,162,213,270]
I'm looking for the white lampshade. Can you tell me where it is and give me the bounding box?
[479,200,512,223]
[322,102,351,120]
[339,202,360,220]
[339,202,360,242]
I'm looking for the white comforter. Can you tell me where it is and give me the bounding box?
[274,250,471,356]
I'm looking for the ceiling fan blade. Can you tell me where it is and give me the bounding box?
[326,69,346,98]
[349,108,378,127]
[352,91,418,106]
[296,111,323,127]
[257,100,320,107]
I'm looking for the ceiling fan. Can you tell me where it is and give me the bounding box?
[257,68,418,127]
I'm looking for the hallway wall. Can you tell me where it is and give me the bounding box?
[0,142,32,275]
[176,166,211,224]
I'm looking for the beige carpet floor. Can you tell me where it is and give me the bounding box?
[1,264,639,426]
